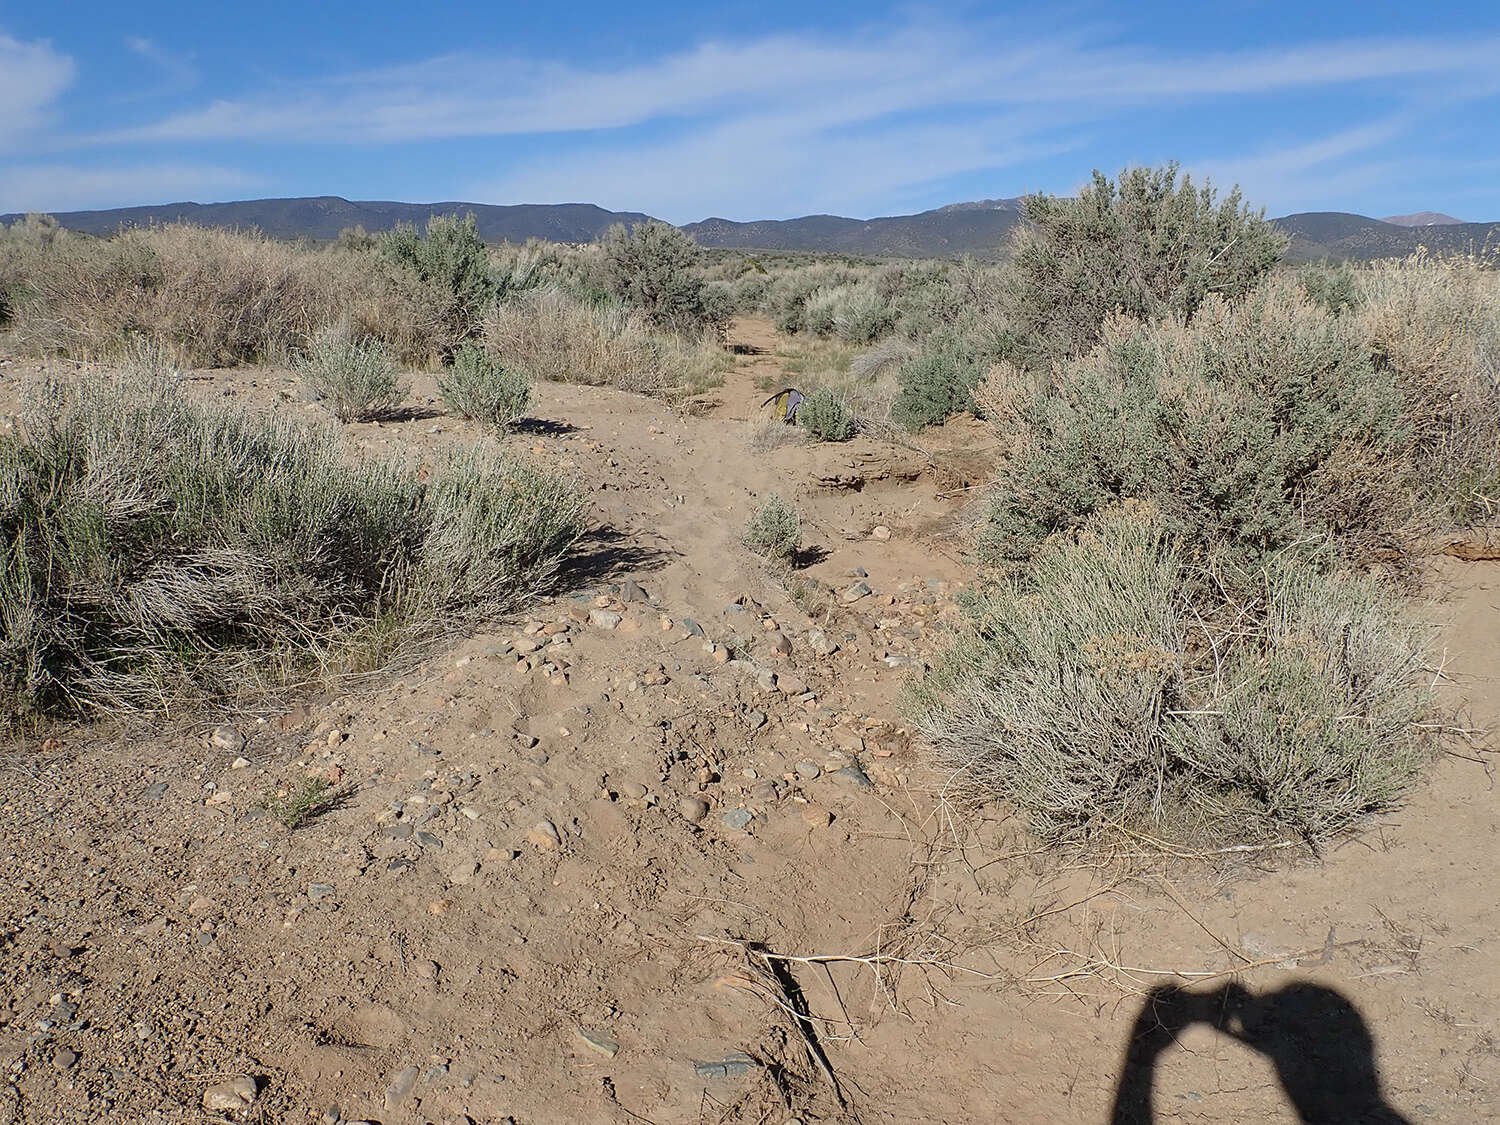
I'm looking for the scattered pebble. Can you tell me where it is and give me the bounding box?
[576,1027,620,1058]
[842,581,872,603]
[832,764,874,789]
[589,609,623,630]
[308,882,336,903]
[202,1075,259,1112]
[679,797,710,822]
[721,808,754,831]
[384,1065,420,1109]
[795,760,821,780]
[526,820,562,849]
[208,724,246,752]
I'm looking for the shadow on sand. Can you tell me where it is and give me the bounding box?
[1110,982,1412,1124]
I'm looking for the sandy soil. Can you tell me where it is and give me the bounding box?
[0,318,1496,1125]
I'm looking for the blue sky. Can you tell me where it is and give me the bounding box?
[3,0,1499,221]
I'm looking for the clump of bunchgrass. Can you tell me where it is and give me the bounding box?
[438,346,530,432]
[296,327,405,422]
[744,495,801,563]
[257,777,339,830]
[0,365,584,726]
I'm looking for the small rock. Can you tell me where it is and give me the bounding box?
[384,1065,420,1109]
[765,632,791,657]
[526,820,562,849]
[776,674,808,696]
[141,781,169,802]
[694,1052,756,1080]
[680,617,705,637]
[795,760,821,780]
[202,1075,259,1112]
[589,609,623,630]
[801,804,833,829]
[617,780,648,800]
[230,756,251,770]
[308,882,336,903]
[806,630,839,656]
[871,525,892,540]
[848,566,869,578]
[842,581,872,603]
[415,831,444,849]
[745,709,768,730]
[679,796,710,822]
[576,1027,620,1058]
[755,669,778,693]
[208,724,246,752]
[381,823,414,840]
[619,579,649,604]
[53,1048,77,1071]
[832,764,874,789]
[721,808,754,831]
[449,862,480,885]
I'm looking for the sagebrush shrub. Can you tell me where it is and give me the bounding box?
[380,213,496,351]
[296,328,405,422]
[981,286,1411,569]
[0,369,583,724]
[744,495,800,562]
[598,221,727,336]
[438,346,530,432]
[909,506,1434,846]
[891,334,984,430]
[999,163,1286,370]
[797,387,856,442]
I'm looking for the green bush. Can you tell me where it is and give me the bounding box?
[296,327,405,422]
[909,506,1434,846]
[438,346,530,432]
[981,286,1410,570]
[598,221,727,337]
[380,213,496,351]
[999,163,1286,370]
[1299,262,1362,316]
[797,387,856,442]
[744,494,800,562]
[891,334,985,430]
[0,367,583,724]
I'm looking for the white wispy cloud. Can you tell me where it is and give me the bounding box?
[124,34,199,88]
[0,162,256,214]
[94,28,1500,147]
[0,32,75,152]
[23,19,1500,218]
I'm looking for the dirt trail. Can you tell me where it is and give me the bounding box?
[1,319,1497,1124]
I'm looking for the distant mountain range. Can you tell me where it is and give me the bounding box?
[5,195,1497,263]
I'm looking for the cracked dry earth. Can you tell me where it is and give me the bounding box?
[1,317,1498,1125]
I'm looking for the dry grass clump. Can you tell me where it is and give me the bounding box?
[0,359,583,725]
[909,507,1435,847]
[295,327,406,422]
[482,286,727,398]
[1353,256,1500,523]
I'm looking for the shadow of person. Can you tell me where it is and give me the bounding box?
[1110,982,1412,1124]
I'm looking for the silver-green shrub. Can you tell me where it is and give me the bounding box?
[296,327,405,422]
[0,369,582,723]
[743,494,800,562]
[438,346,530,432]
[909,506,1434,846]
